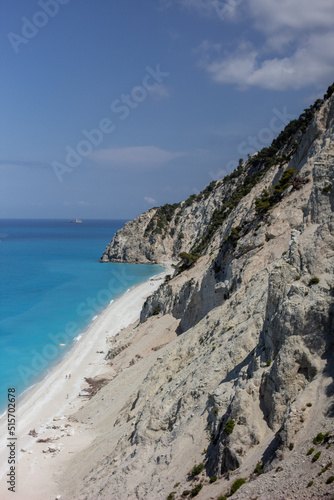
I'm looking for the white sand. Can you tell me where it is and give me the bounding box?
[0,268,169,500]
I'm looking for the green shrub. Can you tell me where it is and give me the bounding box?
[184,193,199,207]
[144,203,180,237]
[178,251,201,269]
[255,189,271,213]
[322,185,331,193]
[230,478,246,495]
[312,451,321,462]
[295,275,301,280]
[307,447,315,456]
[313,433,325,445]
[326,476,334,484]
[254,461,264,475]
[190,463,204,477]
[167,493,175,500]
[307,481,313,488]
[266,360,272,367]
[224,419,235,435]
[273,168,295,195]
[230,226,242,248]
[210,476,217,483]
[190,484,203,497]
[309,277,320,286]
[217,496,227,500]
[324,83,334,100]
[255,169,295,214]
[289,442,294,451]
[319,461,332,475]
[202,180,217,198]
[306,402,312,407]
[152,305,161,316]
[182,490,190,496]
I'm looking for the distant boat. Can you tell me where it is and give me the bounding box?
[68,219,83,223]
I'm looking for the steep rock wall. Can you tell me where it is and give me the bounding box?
[60,93,334,500]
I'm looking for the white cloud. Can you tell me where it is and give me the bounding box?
[171,0,334,91]
[160,0,243,20]
[204,43,257,89]
[244,0,334,54]
[166,0,334,29]
[203,32,334,90]
[144,196,156,204]
[90,146,185,169]
[248,0,334,37]
[0,160,47,170]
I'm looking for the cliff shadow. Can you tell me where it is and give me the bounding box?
[324,300,334,416]
[218,349,256,385]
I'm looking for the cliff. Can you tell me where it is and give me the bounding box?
[62,86,334,500]
[100,181,224,264]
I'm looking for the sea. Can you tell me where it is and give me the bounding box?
[0,219,163,414]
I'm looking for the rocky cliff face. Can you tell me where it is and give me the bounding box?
[62,89,334,500]
[100,181,226,264]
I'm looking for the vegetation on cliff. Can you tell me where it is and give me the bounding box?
[190,86,333,257]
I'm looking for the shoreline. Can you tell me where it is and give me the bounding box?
[0,264,171,499]
[0,265,165,416]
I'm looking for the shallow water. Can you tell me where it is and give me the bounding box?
[0,219,162,412]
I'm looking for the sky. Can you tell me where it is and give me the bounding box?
[0,0,333,219]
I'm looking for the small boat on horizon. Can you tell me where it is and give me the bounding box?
[68,219,83,223]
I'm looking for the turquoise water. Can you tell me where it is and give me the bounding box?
[0,219,162,413]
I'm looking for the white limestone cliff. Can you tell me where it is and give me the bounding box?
[61,91,334,500]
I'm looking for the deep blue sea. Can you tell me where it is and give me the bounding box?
[0,219,162,414]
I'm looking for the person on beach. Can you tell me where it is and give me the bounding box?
[65,375,67,379]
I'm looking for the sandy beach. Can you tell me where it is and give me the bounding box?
[0,267,170,500]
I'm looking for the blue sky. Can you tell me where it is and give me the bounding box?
[1,0,333,219]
